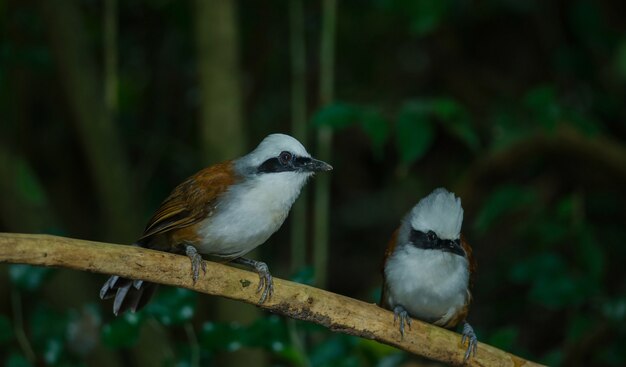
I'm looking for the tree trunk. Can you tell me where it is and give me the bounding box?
[313,0,337,289]
[39,0,139,242]
[195,0,245,163]
[290,0,308,273]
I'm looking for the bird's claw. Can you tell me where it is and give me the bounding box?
[461,321,478,362]
[253,261,274,304]
[185,245,206,285]
[393,305,412,339]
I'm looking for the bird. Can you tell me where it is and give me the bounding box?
[100,133,332,315]
[380,188,478,361]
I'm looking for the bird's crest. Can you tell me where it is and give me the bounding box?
[404,188,463,241]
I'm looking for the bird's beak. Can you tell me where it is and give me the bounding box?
[298,157,333,172]
[441,239,464,257]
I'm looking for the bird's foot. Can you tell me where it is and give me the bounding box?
[461,321,478,362]
[393,305,412,339]
[252,260,274,304]
[232,257,274,304]
[185,245,206,284]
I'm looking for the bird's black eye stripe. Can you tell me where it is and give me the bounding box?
[258,152,308,174]
[257,158,285,173]
[257,154,314,174]
[409,229,464,257]
[293,156,311,166]
[409,229,438,245]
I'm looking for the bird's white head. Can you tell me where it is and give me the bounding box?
[395,188,464,258]
[235,133,332,176]
[402,188,463,241]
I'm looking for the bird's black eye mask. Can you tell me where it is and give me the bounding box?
[257,151,331,174]
[257,152,309,173]
[409,229,464,257]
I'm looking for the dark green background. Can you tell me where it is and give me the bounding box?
[1,0,626,366]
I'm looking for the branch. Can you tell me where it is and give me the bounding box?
[458,127,626,204]
[0,233,543,367]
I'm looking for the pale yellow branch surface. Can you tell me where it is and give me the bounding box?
[0,233,543,367]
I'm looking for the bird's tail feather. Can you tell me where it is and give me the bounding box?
[99,275,158,316]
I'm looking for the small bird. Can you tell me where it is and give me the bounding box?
[380,188,478,361]
[100,133,332,315]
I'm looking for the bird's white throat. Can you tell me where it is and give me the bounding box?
[197,171,312,258]
[384,245,469,325]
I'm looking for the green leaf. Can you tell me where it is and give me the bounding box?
[602,297,626,322]
[566,109,603,135]
[199,321,257,352]
[101,312,143,348]
[358,108,389,156]
[541,349,563,367]
[524,85,560,130]
[244,315,289,349]
[145,287,196,326]
[30,305,67,343]
[9,265,53,292]
[274,345,308,366]
[510,253,561,284]
[512,252,592,309]
[0,315,14,345]
[487,327,518,351]
[489,109,531,150]
[432,98,480,151]
[524,85,557,109]
[596,338,626,366]
[395,102,435,164]
[566,315,593,343]
[42,338,63,365]
[575,226,605,281]
[312,103,359,129]
[26,306,71,364]
[431,98,461,120]
[14,158,47,206]
[529,274,579,309]
[447,118,480,151]
[5,354,32,367]
[356,338,399,359]
[406,0,452,36]
[290,266,315,286]
[310,335,348,366]
[473,186,536,234]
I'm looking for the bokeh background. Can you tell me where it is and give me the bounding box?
[2,0,626,366]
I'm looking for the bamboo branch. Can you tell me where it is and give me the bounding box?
[289,0,308,272]
[313,0,337,289]
[0,233,543,367]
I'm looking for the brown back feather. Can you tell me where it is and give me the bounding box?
[138,161,238,246]
[379,228,400,309]
[461,235,476,291]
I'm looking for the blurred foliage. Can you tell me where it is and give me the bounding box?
[2,0,626,366]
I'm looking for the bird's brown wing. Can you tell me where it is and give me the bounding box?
[461,235,476,291]
[379,228,400,309]
[138,161,238,246]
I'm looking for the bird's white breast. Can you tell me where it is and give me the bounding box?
[384,245,469,325]
[197,171,311,258]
